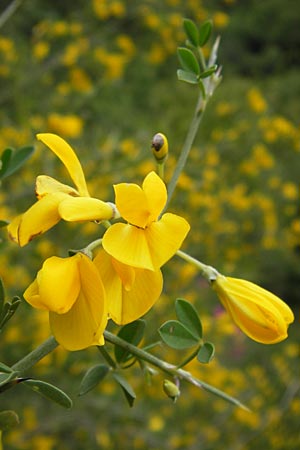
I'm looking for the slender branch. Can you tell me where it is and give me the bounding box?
[176,250,219,282]
[165,92,206,210]
[103,330,249,410]
[12,336,58,374]
[0,0,23,29]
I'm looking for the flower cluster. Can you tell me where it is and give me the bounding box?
[9,133,190,350]
[8,133,294,351]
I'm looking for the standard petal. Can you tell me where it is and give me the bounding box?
[37,133,90,197]
[102,223,154,270]
[7,192,68,246]
[49,254,107,351]
[32,255,81,313]
[142,171,167,223]
[145,212,190,269]
[36,175,79,199]
[58,197,115,222]
[94,250,163,325]
[114,182,150,228]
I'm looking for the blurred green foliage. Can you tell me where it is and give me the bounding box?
[0,0,299,449]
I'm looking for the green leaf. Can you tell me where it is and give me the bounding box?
[24,379,73,408]
[159,320,200,349]
[0,362,13,374]
[112,372,136,407]
[183,18,199,47]
[79,364,109,396]
[115,319,145,364]
[197,342,215,364]
[177,47,200,75]
[0,410,19,431]
[0,148,13,178]
[0,278,5,314]
[177,69,199,84]
[175,298,202,339]
[1,146,34,179]
[198,20,213,47]
[199,65,218,79]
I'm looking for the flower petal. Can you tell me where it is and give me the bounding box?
[36,133,90,197]
[58,197,115,222]
[114,182,150,228]
[102,223,154,270]
[36,175,79,199]
[49,254,107,351]
[7,192,68,246]
[145,212,190,269]
[213,276,294,344]
[142,171,167,223]
[94,250,163,325]
[24,255,81,313]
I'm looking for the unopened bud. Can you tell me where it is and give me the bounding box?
[163,379,180,402]
[151,133,168,163]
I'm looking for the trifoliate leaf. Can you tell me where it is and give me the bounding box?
[175,299,202,339]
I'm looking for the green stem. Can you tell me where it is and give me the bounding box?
[176,250,219,282]
[103,330,248,410]
[165,92,206,210]
[0,0,23,29]
[84,238,102,255]
[12,336,58,374]
[97,345,117,369]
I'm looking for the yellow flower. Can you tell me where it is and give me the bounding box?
[8,133,116,246]
[212,275,294,344]
[94,249,163,325]
[24,253,108,351]
[102,171,190,271]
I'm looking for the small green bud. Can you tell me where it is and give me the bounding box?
[151,133,168,163]
[163,379,180,402]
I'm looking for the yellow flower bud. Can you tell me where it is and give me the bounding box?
[212,274,294,344]
[151,132,168,163]
[163,379,180,402]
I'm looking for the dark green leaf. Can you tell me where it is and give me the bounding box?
[177,69,199,84]
[0,148,13,178]
[199,65,218,79]
[197,342,215,364]
[79,364,109,396]
[112,372,136,407]
[0,410,19,431]
[159,320,200,349]
[198,20,213,47]
[0,278,5,313]
[0,220,9,228]
[183,18,199,47]
[177,47,200,75]
[175,298,202,339]
[115,320,145,364]
[24,379,73,408]
[1,146,34,179]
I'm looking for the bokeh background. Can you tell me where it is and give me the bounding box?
[0,0,299,449]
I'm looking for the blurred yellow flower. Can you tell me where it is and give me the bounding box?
[212,275,294,344]
[47,113,83,137]
[24,253,107,350]
[102,171,190,270]
[247,87,267,114]
[8,133,116,246]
